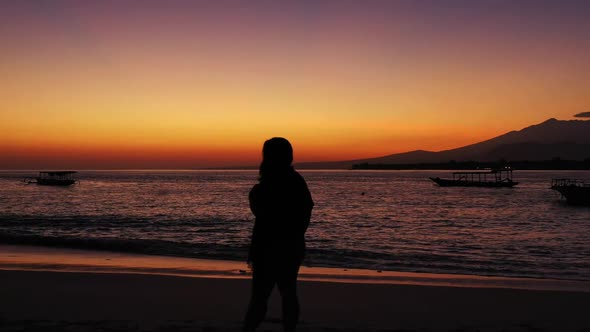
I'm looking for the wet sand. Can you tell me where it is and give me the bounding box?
[1,245,589,331]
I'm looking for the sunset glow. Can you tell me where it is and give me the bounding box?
[1,1,589,168]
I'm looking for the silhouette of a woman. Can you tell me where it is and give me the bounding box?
[243,137,314,332]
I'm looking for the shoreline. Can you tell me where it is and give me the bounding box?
[2,244,590,331]
[1,244,590,293]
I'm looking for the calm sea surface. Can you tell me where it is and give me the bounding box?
[0,170,589,281]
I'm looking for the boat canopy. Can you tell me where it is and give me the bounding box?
[452,168,512,175]
[39,171,77,176]
[38,171,78,180]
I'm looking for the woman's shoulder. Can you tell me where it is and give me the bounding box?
[291,170,309,186]
[249,183,262,197]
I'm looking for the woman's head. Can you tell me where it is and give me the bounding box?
[260,137,293,177]
[262,137,293,167]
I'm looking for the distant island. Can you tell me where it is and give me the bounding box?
[296,118,590,170]
[352,158,590,170]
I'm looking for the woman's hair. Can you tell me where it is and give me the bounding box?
[259,137,293,179]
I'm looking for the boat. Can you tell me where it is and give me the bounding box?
[429,168,518,188]
[24,171,79,186]
[551,178,590,205]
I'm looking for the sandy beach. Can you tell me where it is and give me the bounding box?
[1,245,590,331]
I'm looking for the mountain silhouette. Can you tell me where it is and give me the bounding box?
[296,119,590,169]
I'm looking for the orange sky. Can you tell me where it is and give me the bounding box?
[1,2,589,168]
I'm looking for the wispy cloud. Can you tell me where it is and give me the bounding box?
[574,112,590,118]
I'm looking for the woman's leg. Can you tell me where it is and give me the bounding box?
[276,260,301,332]
[243,263,275,332]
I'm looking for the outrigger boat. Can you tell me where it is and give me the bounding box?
[430,168,518,188]
[24,171,79,186]
[551,178,590,205]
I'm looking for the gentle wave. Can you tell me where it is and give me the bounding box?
[1,227,588,281]
[0,231,248,261]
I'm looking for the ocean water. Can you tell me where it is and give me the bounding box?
[0,170,589,281]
